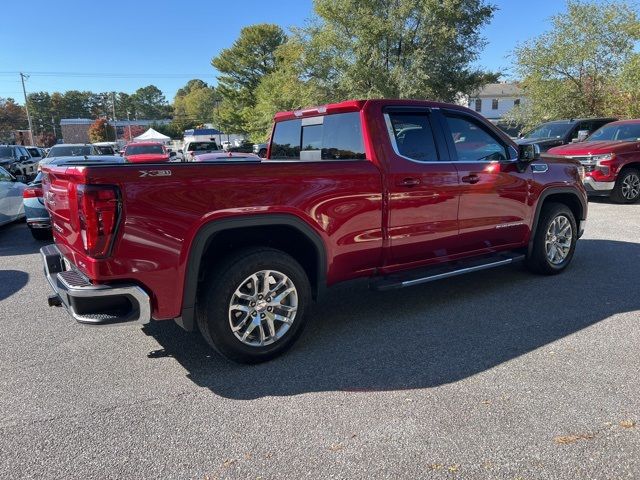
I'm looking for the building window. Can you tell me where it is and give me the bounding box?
[475,99,482,112]
[514,99,521,107]
[492,99,499,110]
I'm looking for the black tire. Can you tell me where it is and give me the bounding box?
[196,247,311,364]
[526,202,577,275]
[611,167,640,204]
[30,228,53,241]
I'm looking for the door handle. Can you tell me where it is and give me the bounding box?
[399,177,421,187]
[461,174,480,184]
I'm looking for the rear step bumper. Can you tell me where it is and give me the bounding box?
[371,252,525,291]
[40,244,151,325]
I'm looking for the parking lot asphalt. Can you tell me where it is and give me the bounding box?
[0,199,639,479]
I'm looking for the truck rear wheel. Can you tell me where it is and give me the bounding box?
[611,167,640,203]
[196,247,311,364]
[526,202,577,275]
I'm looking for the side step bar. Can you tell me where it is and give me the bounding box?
[371,252,525,291]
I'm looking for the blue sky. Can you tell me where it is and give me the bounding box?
[0,0,603,103]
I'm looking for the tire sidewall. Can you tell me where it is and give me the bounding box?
[537,205,577,273]
[202,250,311,363]
[614,168,640,204]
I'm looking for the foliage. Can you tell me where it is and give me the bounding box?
[0,97,27,142]
[211,24,287,134]
[172,79,220,132]
[131,85,171,119]
[508,0,640,130]
[88,118,115,142]
[301,0,498,102]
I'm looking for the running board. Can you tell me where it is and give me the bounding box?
[371,252,525,291]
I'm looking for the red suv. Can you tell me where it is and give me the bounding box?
[548,120,640,203]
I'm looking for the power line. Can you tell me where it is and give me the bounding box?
[0,71,216,79]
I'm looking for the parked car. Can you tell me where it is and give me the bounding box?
[123,142,172,163]
[39,144,103,169]
[547,119,640,203]
[192,152,261,162]
[0,166,26,227]
[0,144,38,181]
[40,99,587,364]
[253,143,268,158]
[25,146,45,163]
[92,142,118,155]
[221,140,232,151]
[182,140,220,161]
[517,118,616,152]
[23,155,126,240]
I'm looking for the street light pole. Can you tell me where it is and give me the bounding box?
[126,111,132,141]
[111,91,118,141]
[19,73,34,145]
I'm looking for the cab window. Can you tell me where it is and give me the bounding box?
[444,114,508,161]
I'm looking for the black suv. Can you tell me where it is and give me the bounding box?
[0,144,37,179]
[517,118,617,152]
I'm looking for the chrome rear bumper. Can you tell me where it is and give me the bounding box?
[40,244,151,325]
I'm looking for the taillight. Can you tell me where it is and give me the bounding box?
[23,186,43,199]
[77,185,121,259]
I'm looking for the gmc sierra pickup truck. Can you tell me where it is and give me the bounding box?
[40,99,587,363]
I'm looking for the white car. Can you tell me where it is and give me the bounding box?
[0,166,26,226]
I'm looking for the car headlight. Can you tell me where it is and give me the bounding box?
[592,153,614,176]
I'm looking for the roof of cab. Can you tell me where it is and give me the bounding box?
[272,99,475,122]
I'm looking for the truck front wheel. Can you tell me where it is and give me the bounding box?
[196,248,311,364]
[526,203,577,275]
[611,167,640,203]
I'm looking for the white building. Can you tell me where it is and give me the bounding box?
[462,83,524,121]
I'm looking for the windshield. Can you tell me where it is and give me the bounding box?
[187,142,218,151]
[47,145,93,157]
[125,144,165,155]
[524,122,572,140]
[588,123,640,142]
[0,147,13,157]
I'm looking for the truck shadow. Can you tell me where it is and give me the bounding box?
[144,239,639,399]
[0,222,47,257]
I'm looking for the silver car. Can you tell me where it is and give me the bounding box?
[0,166,26,227]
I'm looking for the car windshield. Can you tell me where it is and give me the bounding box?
[95,146,115,154]
[126,145,164,155]
[0,147,13,157]
[188,142,218,151]
[48,146,92,157]
[588,123,640,142]
[523,122,572,139]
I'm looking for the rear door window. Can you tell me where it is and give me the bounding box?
[271,112,366,160]
[385,112,439,162]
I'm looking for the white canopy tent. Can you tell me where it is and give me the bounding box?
[132,128,170,143]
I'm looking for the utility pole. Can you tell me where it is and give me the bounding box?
[126,111,132,141]
[19,73,34,145]
[111,91,118,141]
[51,114,57,139]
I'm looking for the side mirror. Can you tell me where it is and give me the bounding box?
[576,130,589,142]
[19,155,29,161]
[169,151,176,157]
[518,143,540,162]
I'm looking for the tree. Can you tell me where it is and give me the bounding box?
[300,0,497,102]
[250,41,325,141]
[509,0,640,129]
[211,24,287,133]
[172,79,220,131]
[38,131,57,148]
[131,85,170,119]
[88,118,115,142]
[0,98,27,142]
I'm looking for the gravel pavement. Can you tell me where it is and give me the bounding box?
[0,199,638,479]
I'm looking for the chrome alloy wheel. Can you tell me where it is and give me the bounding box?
[545,215,573,265]
[621,173,640,200]
[228,270,298,347]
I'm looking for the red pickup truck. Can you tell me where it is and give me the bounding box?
[548,119,640,203]
[40,99,587,363]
